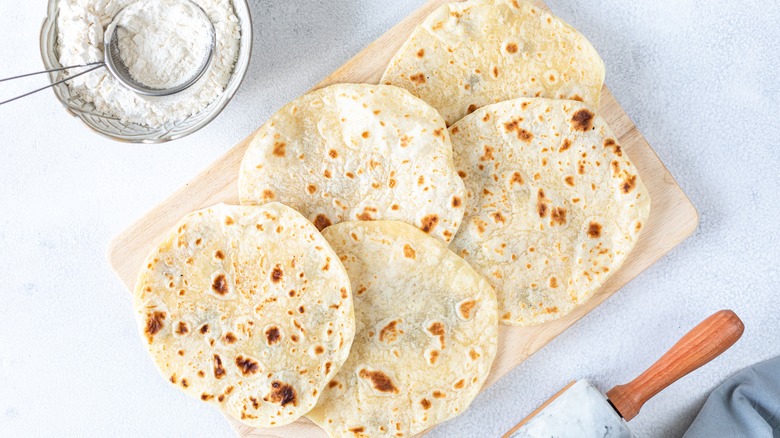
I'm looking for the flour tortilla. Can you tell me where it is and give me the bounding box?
[133,203,355,428]
[238,84,466,244]
[381,0,605,126]
[449,98,650,326]
[307,221,498,437]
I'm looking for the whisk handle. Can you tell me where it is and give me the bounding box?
[0,62,104,106]
[0,61,103,82]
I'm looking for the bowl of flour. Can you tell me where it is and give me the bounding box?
[41,0,252,143]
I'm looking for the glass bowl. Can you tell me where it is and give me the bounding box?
[40,0,253,143]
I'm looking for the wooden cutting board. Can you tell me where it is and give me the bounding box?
[107,0,699,436]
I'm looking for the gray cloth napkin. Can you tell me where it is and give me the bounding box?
[684,356,780,438]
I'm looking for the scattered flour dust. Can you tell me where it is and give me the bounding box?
[57,0,240,127]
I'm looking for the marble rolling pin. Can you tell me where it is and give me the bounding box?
[503,310,745,438]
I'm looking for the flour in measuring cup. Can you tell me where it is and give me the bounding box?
[116,0,212,90]
[56,0,240,127]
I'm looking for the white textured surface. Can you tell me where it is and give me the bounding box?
[0,1,778,437]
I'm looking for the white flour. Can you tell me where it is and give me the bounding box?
[57,0,240,127]
[116,0,212,90]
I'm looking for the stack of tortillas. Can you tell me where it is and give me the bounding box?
[131,0,650,436]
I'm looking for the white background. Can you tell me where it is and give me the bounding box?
[1,0,779,436]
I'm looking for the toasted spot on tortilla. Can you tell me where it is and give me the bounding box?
[359,369,399,394]
[571,108,594,132]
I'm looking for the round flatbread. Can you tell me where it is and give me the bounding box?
[449,98,650,326]
[307,221,498,437]
[381,0,605,126]
[238,83,466,244]
[133,203,355,428]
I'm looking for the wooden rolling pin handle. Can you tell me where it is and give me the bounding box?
[606,310,744,422]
